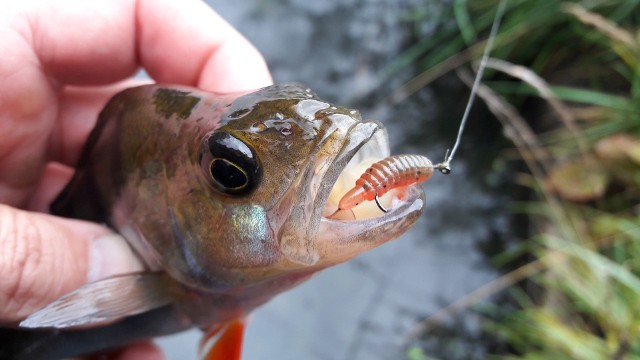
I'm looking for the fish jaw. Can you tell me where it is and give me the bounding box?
[316,185,425,265]
[313,124,427,266]
[273,118,426,267]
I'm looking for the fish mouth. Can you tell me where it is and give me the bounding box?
[308,121,426,265]
[276,120,425,266]
[320,127,422,221]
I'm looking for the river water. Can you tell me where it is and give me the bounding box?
[158,1,510,359]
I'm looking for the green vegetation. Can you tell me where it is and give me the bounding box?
[401,0,640,358]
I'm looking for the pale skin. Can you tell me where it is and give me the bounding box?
[0,0,272,358]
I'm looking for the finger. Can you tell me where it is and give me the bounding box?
[19,0,271,90]
[26,162,74,213]
[17,0,138,85]
[0,23,57,206]
[136,0,272,91]
[0,205,144,322]
[0,80,142,206]
[0,1,117,205]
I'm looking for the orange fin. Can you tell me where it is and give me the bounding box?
[199,317,246,360]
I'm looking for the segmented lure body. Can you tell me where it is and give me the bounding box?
[338,154,434,211]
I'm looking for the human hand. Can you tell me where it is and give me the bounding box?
[0,0,272,358]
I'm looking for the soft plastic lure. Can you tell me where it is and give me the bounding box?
[338,154,448,213]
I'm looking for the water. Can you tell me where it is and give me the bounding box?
[157,1,510,359]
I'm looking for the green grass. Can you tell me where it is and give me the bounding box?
[400,0,640,358]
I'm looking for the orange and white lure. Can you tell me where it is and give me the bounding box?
[338,154,449,213]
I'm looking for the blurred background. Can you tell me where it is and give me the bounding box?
[158,0,640,359]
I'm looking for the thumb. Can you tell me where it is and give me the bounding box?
[0,204,144,323]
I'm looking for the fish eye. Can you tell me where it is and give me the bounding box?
[199,132,261,195]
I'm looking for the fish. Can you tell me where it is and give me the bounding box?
[0,83,425,360]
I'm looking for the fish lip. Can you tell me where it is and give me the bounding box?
[314,184,425,265]
[308,122,426,263]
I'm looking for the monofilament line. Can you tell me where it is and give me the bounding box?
[440,0,507,173]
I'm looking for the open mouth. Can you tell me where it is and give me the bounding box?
[317,123,425,223]
[292,121,426,266]
[277,120,426,266]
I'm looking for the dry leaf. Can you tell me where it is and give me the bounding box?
[595,133,640,164]
[545,159,609,201]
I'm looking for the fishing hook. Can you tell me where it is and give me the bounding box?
[374,193,389,213]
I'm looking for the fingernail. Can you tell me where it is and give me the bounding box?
[87,234,145,283]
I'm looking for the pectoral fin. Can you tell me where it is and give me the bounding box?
[199,317,246,360]
[19,272,173,329]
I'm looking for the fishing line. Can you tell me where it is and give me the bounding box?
[436,0,508,175]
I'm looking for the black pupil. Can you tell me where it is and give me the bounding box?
[200,131,260,195]
[210,159,248,189]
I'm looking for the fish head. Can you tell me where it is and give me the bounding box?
[156,83,425,291]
